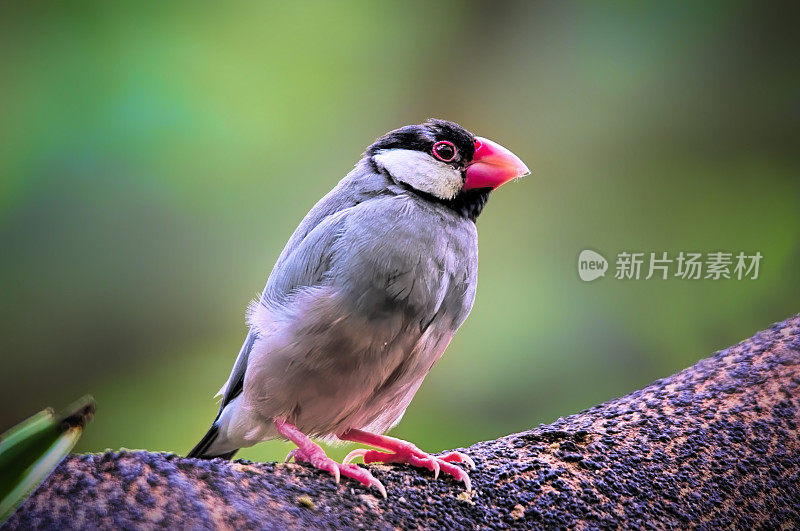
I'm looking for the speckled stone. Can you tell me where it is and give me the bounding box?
[6,315,800,529]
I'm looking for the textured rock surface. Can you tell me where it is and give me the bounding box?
[6,315,800,529]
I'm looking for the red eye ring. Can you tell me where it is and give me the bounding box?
[432,140,458,162]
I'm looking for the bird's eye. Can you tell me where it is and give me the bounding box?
[432,141,457,162]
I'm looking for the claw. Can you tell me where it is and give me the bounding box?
[316,458,341,484]
[310,455,341,484]
[343,448,369,465]
[429,457,440,479]
[371,477,388,499]
[284,449,297,463]
[462,454,476,469]
[461,472,472,492]
[338,462,386,498]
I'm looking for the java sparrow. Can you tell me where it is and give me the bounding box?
[188,119,530,496]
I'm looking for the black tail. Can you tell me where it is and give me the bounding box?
[187,424,238,460]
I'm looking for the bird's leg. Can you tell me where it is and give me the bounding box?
[274,419,386,498]
[339,428,474,491]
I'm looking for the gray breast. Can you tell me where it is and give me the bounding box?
[243,193,478,438]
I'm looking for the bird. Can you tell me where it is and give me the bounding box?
[187,119,529,497]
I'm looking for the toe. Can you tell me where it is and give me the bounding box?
[440,451,476,469]
[339,463,387,498]
[437,460,472,491]
[308,455,341,484]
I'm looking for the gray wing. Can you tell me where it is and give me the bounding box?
[216,163,391,412]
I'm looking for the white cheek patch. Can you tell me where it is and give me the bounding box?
[373,149,463,200]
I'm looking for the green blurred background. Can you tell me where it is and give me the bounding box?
[1,2,798,463]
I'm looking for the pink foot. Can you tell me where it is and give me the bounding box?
[339,429,474,491]
[275,419,386,498]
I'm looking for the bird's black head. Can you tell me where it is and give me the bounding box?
[365,119,529,221]
[366,119,477,170]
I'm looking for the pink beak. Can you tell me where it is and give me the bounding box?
[463,137,530,190]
